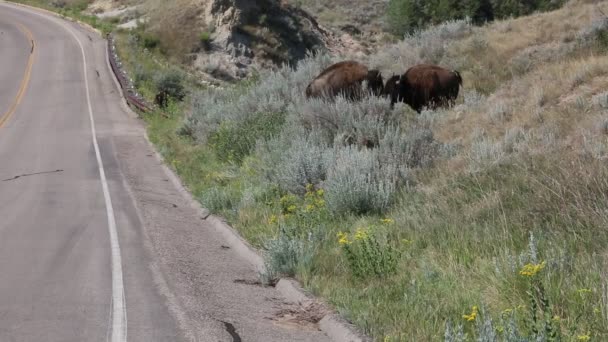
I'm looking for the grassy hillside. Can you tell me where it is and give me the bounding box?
[15,0,608,340]
[137,1,608,340]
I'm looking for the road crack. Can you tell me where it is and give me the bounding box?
[220,321,242,342]
[2,169,64,182]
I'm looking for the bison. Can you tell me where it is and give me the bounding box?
[305,61,384,100]
[386,64,462,112]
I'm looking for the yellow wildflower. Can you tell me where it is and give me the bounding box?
[287,205,297,213]
[280,194,295,205]
[519,261,546,277]
[380,218,395,225]
[337,232,350,245]
[305,204,315,212]
[463,306,478,322]
[577,334,591,341]
[268,215,278,224]
[552,315,560,321]
[354,228,368,241]
[316,189,325,197]
[306,184,314,193]
[315,199,326,207]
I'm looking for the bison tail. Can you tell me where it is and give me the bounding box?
[453,70,463,87]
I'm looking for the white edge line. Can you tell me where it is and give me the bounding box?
[0,4,128,342]
[62,16,128,342]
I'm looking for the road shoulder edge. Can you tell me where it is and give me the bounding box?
[143,133,369,342]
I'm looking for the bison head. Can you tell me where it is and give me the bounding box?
[383,75,401,106]
[366,70,384,96]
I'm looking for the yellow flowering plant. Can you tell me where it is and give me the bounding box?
[577,334,591,341]
[462,306,478,322]
[380,218,395,225]
[279,194,298,214]
[519,261,546,277]
[338,226,399,279]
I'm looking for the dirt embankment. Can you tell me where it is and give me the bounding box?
[90,0,368,80]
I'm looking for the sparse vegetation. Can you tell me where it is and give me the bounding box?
[199,31,212,51]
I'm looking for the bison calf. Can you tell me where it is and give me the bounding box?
[387,64,462,112]
[306,61,384,101]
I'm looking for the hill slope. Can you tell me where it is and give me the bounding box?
[159,0,608,340]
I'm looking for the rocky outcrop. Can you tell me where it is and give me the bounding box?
[91,0,367,80]
[193,0,332,79]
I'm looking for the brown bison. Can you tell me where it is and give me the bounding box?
[305,61,384,100]
[386,64,462,112]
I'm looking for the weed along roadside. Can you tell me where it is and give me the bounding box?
[11,0,608,340]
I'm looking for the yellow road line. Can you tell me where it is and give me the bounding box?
[0,22,35,129]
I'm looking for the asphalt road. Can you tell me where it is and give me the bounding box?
[0,3,330,342]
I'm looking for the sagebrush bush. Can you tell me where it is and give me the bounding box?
[154,68,186,100]
[263,226,314,280]
[272,134,334,195]
[370,18,472,73]
[378,126,440,169]
[592,92,608,109]
[577,17,608,47]
[325,147,399,215]
[292,95,396,147]
[468,134,505,171]
[209,111,285,163]
[488,101,512,123]
[199,186,237,213]
[503,127,529,154]
[182,53,332,144]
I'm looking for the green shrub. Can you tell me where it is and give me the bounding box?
[209,111,285,164]
[325,147,399,215]
[273,135,334,195]
[199,31,212,50]
[262,223,316,281]
[142,33,160,49]
[337,226,399,279]
[154,69,186,100]
[199,186,237,213]
[387,0,566,36]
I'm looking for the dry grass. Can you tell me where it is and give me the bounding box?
[144,0,203,59]
[288,0,387,32]
[419,1,608,168]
